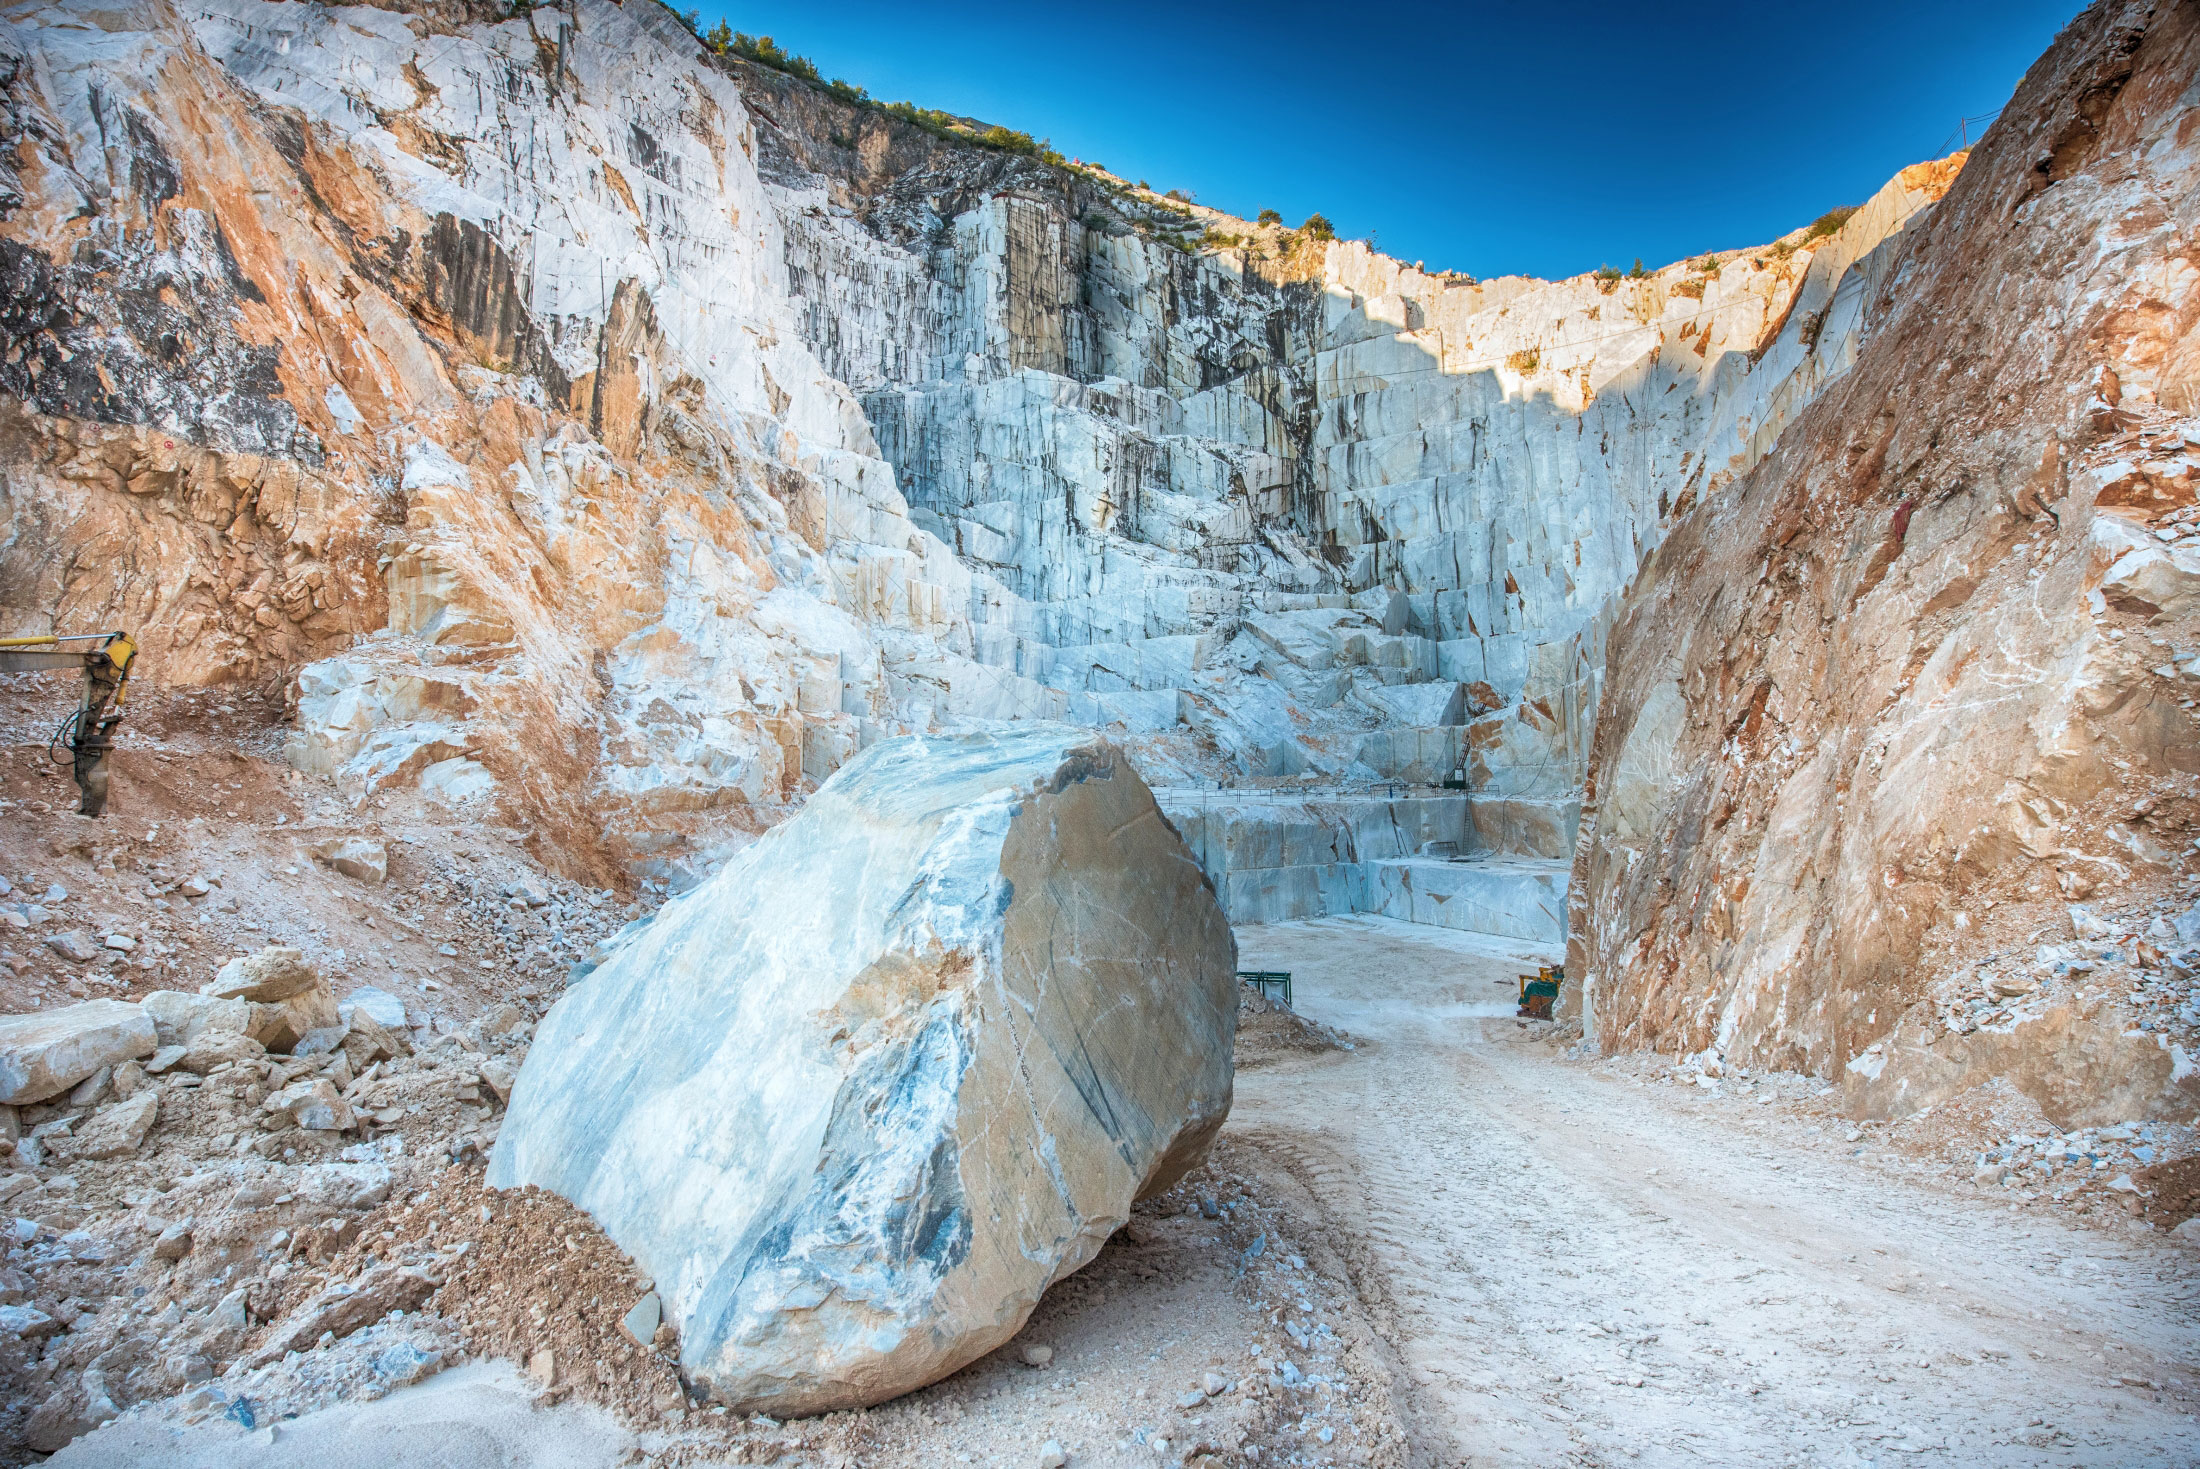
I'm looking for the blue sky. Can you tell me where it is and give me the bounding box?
[693,0,2085,281]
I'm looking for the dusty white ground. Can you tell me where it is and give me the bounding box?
[51,915,2199,1468]
[1233,916,2200,1467]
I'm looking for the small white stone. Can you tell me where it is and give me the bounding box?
[622,1291,662,1346]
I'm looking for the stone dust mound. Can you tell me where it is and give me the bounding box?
[1236,986,1354,1069]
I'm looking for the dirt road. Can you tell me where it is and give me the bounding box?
[1232,916,2200,1468]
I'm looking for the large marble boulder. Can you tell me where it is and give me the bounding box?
[0,1001,157,1105]
[489,728,1236,1413]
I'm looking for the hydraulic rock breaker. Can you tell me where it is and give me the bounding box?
[0,631,137,817]
[1517,964,1563,1020]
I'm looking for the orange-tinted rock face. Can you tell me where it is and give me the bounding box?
[3,0,1971,899]
[1,0,1036,882]
[1570,0,2200,1119]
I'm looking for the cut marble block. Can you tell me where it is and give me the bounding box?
[1158,791,1471,923]
[1221,861,1370,926]
[1355,726,1468,785]
[1365,857,1569,946]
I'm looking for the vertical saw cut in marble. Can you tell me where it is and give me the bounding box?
[489,728,1236,1414]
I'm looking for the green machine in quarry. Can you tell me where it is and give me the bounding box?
[1518,965,1563,1020]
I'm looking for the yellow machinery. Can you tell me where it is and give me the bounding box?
[0,632,136,817]
[1517,964,1563,1020]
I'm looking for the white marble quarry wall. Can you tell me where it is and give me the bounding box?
[1300,164,1958,789]
[4,0,1966,900]
[758,98,1965,799]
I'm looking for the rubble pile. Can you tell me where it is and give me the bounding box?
[1915,894,2200,1046]
[0,753,629,1035]
[0,945,545,1453]
[0,923,1389,1464]
[1971,1118,2197,1200]
[1234,986,1356,1070]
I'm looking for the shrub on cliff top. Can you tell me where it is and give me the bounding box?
[1300,213,1335,240]
[699,22,824,81]
[1256,208,1282,227]
[1803,204,1860,242]
[670,4,1066,167]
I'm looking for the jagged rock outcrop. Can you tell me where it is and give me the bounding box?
[1568,0,2200,1118]
[1,0,1956,891]
[489,728,1236,1412]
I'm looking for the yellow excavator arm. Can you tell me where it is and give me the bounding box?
[0,632,136,817]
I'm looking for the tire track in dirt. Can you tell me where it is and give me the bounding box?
[1228,916,2200,1468]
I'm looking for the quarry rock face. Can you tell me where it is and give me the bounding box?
[3,0,2199,1456]
[1569,0,2200,1112]
[490,728,1237,1412]
[0,0,2191,1229]
[0,0,1956,890]
[1843,999,2195,1129]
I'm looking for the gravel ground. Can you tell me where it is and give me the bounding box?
[11,674,2196,1468]
[1233,915,2200,1468]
